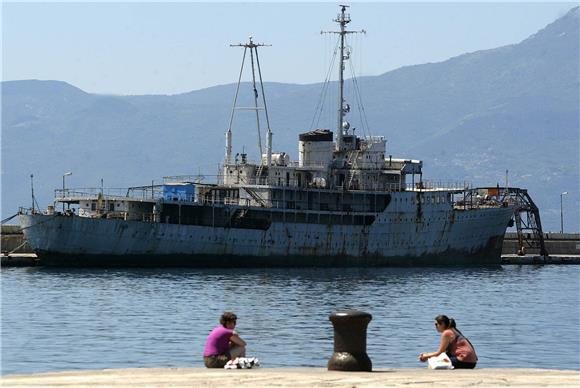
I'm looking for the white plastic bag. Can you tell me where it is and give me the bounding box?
[224,357,260,369]
[428,353,454,369]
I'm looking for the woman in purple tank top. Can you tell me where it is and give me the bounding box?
[203,312,247,368]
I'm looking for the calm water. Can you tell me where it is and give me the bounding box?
[1,265,579,375]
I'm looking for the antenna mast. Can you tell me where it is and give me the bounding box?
[322,5,365,152]
[227,37,272,166]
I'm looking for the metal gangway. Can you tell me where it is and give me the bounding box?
[464,187,548,256]
[503,188,548,256]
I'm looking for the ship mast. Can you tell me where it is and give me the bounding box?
[227,37,272,167]
[322,5,365,152]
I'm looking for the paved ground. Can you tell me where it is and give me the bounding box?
[2,368,579,387]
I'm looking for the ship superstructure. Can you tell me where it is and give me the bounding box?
[19,6,517,266]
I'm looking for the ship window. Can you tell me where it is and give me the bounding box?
[91,203,96,211]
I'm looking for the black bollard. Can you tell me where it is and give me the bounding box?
[328,310,372,371]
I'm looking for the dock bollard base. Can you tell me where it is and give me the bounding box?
[328,352,372,372]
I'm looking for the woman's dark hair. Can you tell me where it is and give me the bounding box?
[220,312,237,327]
[434,314,455,329]
[435,314,463,335]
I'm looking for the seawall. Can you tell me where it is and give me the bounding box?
[1,225,32,253]
[503,232,580,255]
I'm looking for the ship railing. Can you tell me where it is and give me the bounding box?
[55,188,130,200]
[226,180,470,193]
[17,207,34,215]
[223,198,240,205]
[362,135,386,143]
[451,187,516,210]
[341,181,468,192]
[405,181,470,192]
[55,187,165,202]
[237,176,271,187]
[162,174,209,184]
[286,161,328,168]
[197,197,263,207]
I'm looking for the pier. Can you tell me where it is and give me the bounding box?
[2,367,579,387]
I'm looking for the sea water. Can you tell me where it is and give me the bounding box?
[1,265,579,375]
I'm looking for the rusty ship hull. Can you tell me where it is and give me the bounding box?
[19,198,513,267]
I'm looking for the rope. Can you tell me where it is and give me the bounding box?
[1,213,19,224]
[310,39,340,131]
[6,240,29,255]
[348,59,372,138]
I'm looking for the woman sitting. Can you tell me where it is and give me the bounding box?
[419,314,478,369]
[203,311,247,368]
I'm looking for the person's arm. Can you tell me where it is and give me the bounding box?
[229,331,247,347]
[419,332,452,362]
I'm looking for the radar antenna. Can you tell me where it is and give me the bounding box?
[321,5,366,152]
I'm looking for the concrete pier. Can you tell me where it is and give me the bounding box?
[1,368,578,387]
[502,232,580,256]
[0,253,39,266]
[501,254,580,264]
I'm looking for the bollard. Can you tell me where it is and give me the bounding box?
[328,310,372,371]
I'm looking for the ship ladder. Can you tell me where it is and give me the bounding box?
[229,208,248,227]
[347,150,361,190]
[255,164,264,184]
[244,188,268,208]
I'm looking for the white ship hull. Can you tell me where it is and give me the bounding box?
[19,202,513,266]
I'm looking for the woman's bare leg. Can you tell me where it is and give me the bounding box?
[229,345,246,358]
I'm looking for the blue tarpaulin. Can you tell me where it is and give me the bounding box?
[162,183,195,202]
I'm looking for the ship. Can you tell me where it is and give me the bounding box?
[19,6,517,266]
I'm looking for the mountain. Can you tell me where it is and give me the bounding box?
[2,7,578,232]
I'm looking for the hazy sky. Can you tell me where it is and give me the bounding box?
[2,1,575,95]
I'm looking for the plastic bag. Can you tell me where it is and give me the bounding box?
[428,352,454,369]
[224,357,260,369]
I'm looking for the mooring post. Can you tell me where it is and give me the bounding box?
[328,310,372,371]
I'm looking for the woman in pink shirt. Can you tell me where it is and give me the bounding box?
[203,312,247,368]
[419,315,478,369]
